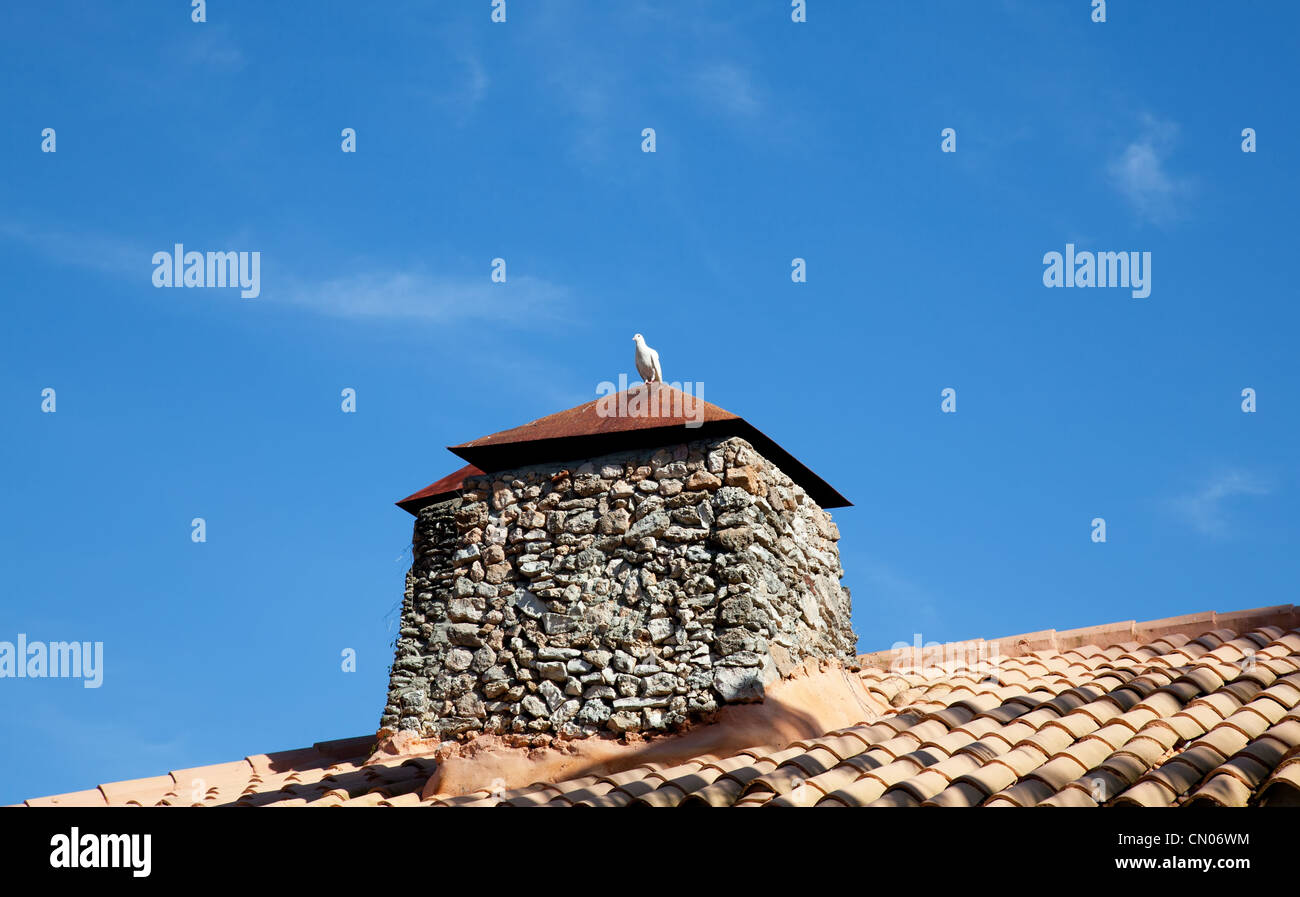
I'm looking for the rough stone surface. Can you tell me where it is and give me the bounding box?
[380,436,855,740]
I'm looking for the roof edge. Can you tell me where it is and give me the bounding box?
[856,603,1300,667]
[447,418,850,509]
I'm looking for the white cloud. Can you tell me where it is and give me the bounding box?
[176,25,246,71]
[0,219,571,329]
[281,269,570,326]
[429,53,490,120]
[1170,470,1272,537]
[463,55,490,106]
[0,219,143,277]
[693,62,762,118]
[1108,115,1192,223]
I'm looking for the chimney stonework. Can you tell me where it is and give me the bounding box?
[381,435,855,741]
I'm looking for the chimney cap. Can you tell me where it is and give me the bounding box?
[395,463,484,514]
[397,384,850,514]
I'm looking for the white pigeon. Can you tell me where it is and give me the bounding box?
[632,333,663,385]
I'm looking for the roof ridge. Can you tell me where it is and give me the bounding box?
[858,605,1300,668]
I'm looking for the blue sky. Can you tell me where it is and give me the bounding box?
[1,1,1297,804]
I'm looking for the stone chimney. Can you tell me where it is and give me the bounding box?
[381,384,855,742]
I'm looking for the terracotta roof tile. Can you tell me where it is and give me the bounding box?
[1114,779,1179,807]
[986,777,1059,807]
[866,790,921,807]
[1219,706,1277,739]
[1185,773,1254,807]
[678,777,748,807]
[989,746,1050,779]
[98,775,176,807]
[20,606,1300,809]
[1261,657,1300,677]
[23,788,108,808]
[1089,763,1143,797]
[1257,760,1300,806]
[929,777,989,805]
[1175,702,1226,733]
[380,792,424,807]
[1038,785,1102,807]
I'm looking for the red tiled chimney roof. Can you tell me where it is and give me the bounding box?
[396,383,850,515]
[395,464,484,515]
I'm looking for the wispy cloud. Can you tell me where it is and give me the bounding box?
[281,269,570,326]
[1108,114,1193,223]
[535,43,617,167]
[693,62,763,118]
[428,53,490,123]
[173,25,246,71]
[0,219,144,277]
[1,219,571,328]
[1169,470,1272,537]
[461,55,490,106]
